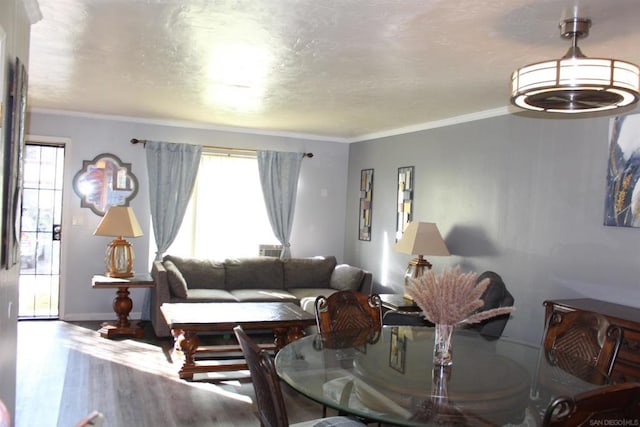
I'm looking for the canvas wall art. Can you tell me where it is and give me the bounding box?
[396,166,414,241]
[604,113,640,227]
[359,169,373,241]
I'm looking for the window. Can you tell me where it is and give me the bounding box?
[165,151,278,260]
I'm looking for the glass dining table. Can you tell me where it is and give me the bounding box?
[274,326,611,426]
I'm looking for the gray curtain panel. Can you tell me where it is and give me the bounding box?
[145,141,202,260]
[141,141,201,320]
[257,151,303,259]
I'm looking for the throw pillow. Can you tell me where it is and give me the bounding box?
[164,260,188,298]
[329,264,364,291]
[163,255,225,290]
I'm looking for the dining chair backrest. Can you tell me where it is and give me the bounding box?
[233,325,366,427]
[543,382,640,426]
[234,325,290,427]
[314,291,382,336]
[542,310,623,378]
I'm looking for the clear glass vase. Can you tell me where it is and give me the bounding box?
[433,323,454,366]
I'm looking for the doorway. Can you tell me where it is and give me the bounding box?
[18,143,64,319]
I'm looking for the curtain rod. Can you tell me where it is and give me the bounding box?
[130,138,313,158]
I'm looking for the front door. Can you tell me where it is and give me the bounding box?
[18,143,64,319]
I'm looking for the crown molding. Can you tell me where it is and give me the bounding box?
[28,108,350,143]
[347,107,511,143]
[30,106,514,144]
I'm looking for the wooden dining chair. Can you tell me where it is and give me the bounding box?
[313,292,382,422]
[314,291,382,337]
[529,310,624,421]
[542,310,622,380]
[233,325,366,427]
[543,382,640,426]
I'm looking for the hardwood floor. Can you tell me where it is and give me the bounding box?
[15,320,327,427]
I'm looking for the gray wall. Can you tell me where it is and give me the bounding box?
[346,113,640,345]
[0,0,32,419]
[27,112,350,321]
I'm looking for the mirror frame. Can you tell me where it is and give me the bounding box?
[72,153,139,216]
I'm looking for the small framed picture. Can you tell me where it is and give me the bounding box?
[359,169,374,241]
[389,327,406,373]
[396,166,414,241]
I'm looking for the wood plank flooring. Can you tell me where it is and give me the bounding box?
[15,320,328,427]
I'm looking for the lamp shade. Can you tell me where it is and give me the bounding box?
[394,222,449,256]
[94,206,143,278]
[94,206,143,238]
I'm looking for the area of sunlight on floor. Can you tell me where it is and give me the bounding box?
[46,321,254,405]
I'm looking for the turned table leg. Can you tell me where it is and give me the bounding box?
[273,325,306,349]
[176,330,199,380]
[113,286,133,328]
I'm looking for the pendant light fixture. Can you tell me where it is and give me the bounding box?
[511,17,640,113]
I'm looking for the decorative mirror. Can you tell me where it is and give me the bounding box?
[73,153,138,216]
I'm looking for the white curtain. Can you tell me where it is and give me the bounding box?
[257,151,303,259]
[168,154,278,260]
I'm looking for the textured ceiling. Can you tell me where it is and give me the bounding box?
[26,0,640,141]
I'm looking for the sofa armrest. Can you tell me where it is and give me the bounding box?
[360,271,373,295]
[151,260,172,337]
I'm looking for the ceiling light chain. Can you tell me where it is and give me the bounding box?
[510,17,640,114]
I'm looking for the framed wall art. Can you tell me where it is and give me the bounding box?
[359,168,374,241]
[72,153,139,216]
[396,166,414,241]
[389,326,407,373]
[2,58,28,269]
[604,113,640,227]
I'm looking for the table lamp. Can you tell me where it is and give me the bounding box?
[94,206,143,278]
[393,221,450,299]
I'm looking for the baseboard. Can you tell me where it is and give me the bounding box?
[60,311,143,321]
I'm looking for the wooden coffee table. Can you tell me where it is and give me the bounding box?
[160,302,316,380]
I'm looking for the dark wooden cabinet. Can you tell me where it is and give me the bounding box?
[544,298,640,383]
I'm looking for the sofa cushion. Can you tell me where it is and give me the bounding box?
[225,257,284,290]
[175,289,238,302]
[164,255,225,290]
[230,289,298,303]
[164,260,188,298]
[283,256,337,289]
[330,264,365,291]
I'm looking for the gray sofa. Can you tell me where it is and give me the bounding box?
[150,255,372,337]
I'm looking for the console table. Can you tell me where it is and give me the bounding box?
[544,298,640,382]
[92,274,154,339]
